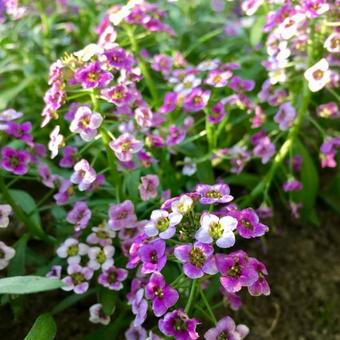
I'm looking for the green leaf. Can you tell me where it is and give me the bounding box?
[225,173,260,191]
[9,189,43,236]
[8,234,29,277]
[99,287,117,316]
[197,161,215,184]
[250,15,266,47]
[24,313,56,340]
[0,276,64,295]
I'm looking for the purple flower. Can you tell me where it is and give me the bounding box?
[228,76,255,92]
[216,250,258,293]
[166,125,186,146]
[283,179,303,192]
[228,208,268,239]
[196,213,237,248]
[135,107,154,128]
[196,183,233,205]
[139,239,167,274]
[248,258,270,296]
[62,263,93,294]
[109,133,143,162]
[101,84,134,106]
[6,121,33,145]
[145,272,179,317]
[0,241,15,270]
[53,179,73,205]
[183,88,211,112]
[89,303,111,325]
[159,92,178,114]
[67,201,91,231]
[88,245,115,270]
[139,174,159,201]
[59,146,77,168]
[151,54,173,75]
[158,309,199,340]
[317,102,339,118]
[125,325,147,340]
[74,61,112,89]
[0,147,30,175]
[0,204,12,229]
[98,266,128,290]
[204,316,249,340]
[208,102,226,124]
[103,47,134,70]
[56,237,89,264]
[320,137,340,168]
[205,69,232,88]
[131,288,148,327]
[38,163,56,188]
[70,159,97,191]
[252,132,275,164]
[174,242,217,279]
[108,200,137,230]
[144,209,182,239]
[48,125,64,159]
[46,265,62,280]
[0,108,23,122]
[70,106,103,141]
[274,102,296,130]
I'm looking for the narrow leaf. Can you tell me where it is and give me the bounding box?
[24,313,56,340]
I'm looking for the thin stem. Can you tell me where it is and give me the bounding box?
[199,288,217,324]
[184,279,197,314]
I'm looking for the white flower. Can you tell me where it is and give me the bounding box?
[48,125,64,159]
[89,304,110,325]
[88,245,115,271]
[304,58,331,92]
[144,209,182,239]
[182,157,197,176]
[174,75,202,96]
[74,44,102,62]
[278,13,305,40]
[171,195,193,215]
[324,32,340,53]
[0,204,12,229]
[0,241,16,270]
[195,213,237,248]
[56,238,89,264]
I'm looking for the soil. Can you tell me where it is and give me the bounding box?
[1,206,339,340]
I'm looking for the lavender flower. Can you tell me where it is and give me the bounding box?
[0,204,12,229]
[274,102,296,130]
[144,209,182,239]
[70,106,103,141]
[174,242,217,279]
[66,201,91,231]
[108,200,137,230]
[196,184,233,205]
[103,47,134,70]
[74,61,112,89]
[183,88,211,112]
[109,133,143,162]
[89,304,111,325]
[139,239,167,274]
[38,163,56,188]
[248,258,270,296]
[196,213,237,248]
[59,145,77,168]
[70,159,97,191]
[62,263,93,294]
[101,84,133,106]
[158,309,199,340]
[98,266,128,290]
[139,174,159,201]
[46,265,62,280]
[48,125,64,159]
[205,69,232,88]
[145,272,179,317]
[6,121,33,145]
[317,102,339,119]
[0,147,30,175]
[0,241,15,270]
[283,179,303,192]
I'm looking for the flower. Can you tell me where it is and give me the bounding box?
[182,157,197,176]
[174,242,217,279]
[103,47,134,70]
[87,225,116,247]
[108,200,137,230]
[98,266,128,290]
[304,58,331,92]
[242,0,264,16]
[38,163,56,188]
[109,133,143,162]
[69,106,103,141]
[145,272,179,317]
[283,179,303,192]
[0,147,30,175]
[174,75,202,96]
[320,137,340,168]
[171,195,193,215]
[158,309,199,340]
[248,258,270,296]
[139,174,159,201]
[317,102,339,118]
[70,159,97,191]
[48,125,64,159]
[324,32,340,53]
[0,204,12,228]
[46,265,62,280]
[204,316,249,340]
[216,250,258,293]
[101,84,133,106]
[6,121,33,145]
[59,145,77,168]
[251,132,275,164]
[205,69,232,88]
[53,179,73,205]
[208,102,226,124]
[0,241,15,270]
[139,239,167,274]
[88,245,115,270]
[125,325,147,340]
[66,201,91,231]
[0,108,23,122]
[74,61,112,89]
[89,304,111,325]
[196,213,237,248]
[151,54,173,75]
[196,184,233,205]
[56,238,89,264]
[144,209,182,239]
[274,102,296,130]
[183,88,211,112]
[62,263,93,294]
[228,208,268,239]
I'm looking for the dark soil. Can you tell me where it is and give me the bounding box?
[1,207,339,340]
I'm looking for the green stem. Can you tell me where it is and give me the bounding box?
[184,279,197,314]
[199,288,217,324]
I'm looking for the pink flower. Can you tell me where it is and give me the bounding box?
[109,133,143,162]
[139,174,159,201]
[70,159,97,191]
